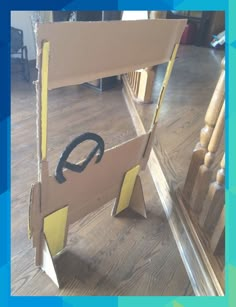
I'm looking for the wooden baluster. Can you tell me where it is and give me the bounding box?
[137,66,155,103]
[210,206,225,254]
[183,58,225,202]
[129,72,132,87]
[131,71,135,90]
[127,72,130,83]
[125,72,130,85]
[123,70,144,102]
[129,71,132,89]
[134,71,137,91]
[149,11,167,19]
[133,71,138,97]
[129,72,133,87]
[128,72,131,86]
[199,154,225,234]
[190,101,225,213]
[133,71,139,97]
[135,71,141,97]
[133,71,138,98]
[133,71,138,96]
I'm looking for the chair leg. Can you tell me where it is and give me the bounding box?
[22,46,30,82]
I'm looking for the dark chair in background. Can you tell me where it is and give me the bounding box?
[11,26,30,81]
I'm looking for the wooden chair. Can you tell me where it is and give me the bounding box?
[11,26,30,81]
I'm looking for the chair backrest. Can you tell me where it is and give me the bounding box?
[36,19,186,90]
[11,27,23,54]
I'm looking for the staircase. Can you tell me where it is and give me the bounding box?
[122,56,225,296]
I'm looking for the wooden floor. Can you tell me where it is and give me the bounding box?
[11,45,223,296]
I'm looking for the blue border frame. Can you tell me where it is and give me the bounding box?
[0,1,235,306]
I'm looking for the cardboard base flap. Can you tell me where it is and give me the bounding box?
[41,234,60,288]
[112,166,146,218]
[129,175,147,218]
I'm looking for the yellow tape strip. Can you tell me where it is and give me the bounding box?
[115,165,140,215]
[41,41,50,161]
[43,206,68,257]
[152,43,179,125]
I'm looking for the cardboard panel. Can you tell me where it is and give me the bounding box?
[113,164,140,216]
[31,134,149,232]
[41,41,50,160]
[29,182,41,247]
[31,20,187,275]
[36,19,187,89]
[43,206,69,256]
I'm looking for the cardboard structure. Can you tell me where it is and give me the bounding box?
[29,19,186,287]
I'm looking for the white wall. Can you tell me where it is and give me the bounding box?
[122,11,148,20]
[11,11,36,60]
